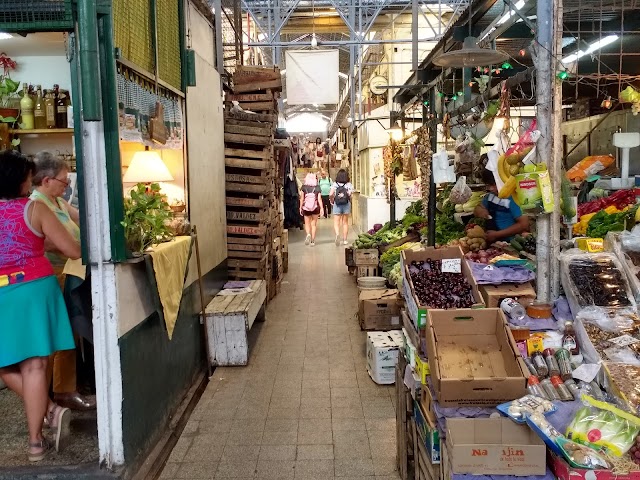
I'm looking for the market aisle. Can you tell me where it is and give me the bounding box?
[159,220,400,479]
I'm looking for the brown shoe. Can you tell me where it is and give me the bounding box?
[54,392,97,411]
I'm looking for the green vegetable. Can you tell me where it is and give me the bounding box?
[585,209,630,237]
[510,239,523,251]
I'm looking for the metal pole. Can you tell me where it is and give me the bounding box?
[214,0,224,72]
[427,88,437,246]
[535,0,561,302]
[412,0,419,71]
[550,0,564,298]
[243,37,441,47]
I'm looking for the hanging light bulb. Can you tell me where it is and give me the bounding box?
[601,96,613,109]
[311,33,318,48]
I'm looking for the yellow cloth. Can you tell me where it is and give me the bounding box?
[149,236,192,339]
[63,258,87,280]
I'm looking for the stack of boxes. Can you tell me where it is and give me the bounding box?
[224,66,284,301]
[394,245,544,480]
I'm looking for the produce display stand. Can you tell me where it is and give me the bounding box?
[224,66,285,301]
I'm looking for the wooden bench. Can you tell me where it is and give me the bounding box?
[205,280,267,366]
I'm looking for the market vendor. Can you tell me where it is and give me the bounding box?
[474,169,529,243]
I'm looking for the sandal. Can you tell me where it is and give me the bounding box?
[47,404,71,452]
[28,438,51,462]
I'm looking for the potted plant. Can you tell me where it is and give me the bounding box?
[0,53,19,119]
[121,183,174,256]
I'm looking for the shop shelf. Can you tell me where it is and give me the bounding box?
[9,128,74,135]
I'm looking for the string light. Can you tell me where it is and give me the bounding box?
[519,49,527,56]
[501,62,513,69]
[557,70,569,81]
[468,81,475,87]
[601,96,613,109]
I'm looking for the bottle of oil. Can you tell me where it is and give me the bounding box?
[56,88,68,128]
[34,86,46,130]
[20,83,34,130]
[44,89,56,129]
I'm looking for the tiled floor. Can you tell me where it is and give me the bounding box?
[160,220,400,479]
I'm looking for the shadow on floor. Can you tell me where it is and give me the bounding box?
[0,387,100,475]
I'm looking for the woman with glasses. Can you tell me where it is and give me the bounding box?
[0,150,80,461]
[30,152,96,414]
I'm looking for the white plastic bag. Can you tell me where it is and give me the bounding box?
[433,149,455,184]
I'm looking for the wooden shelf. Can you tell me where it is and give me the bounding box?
[9,128,74,135]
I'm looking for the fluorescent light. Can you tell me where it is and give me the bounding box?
[0,33,12,40]
[562,34,619,63]
[496,0,526,26]
[347,117,353,123]
[257,33,267,41]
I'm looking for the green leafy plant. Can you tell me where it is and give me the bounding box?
[121,183,174,256]
[0,53,19,109]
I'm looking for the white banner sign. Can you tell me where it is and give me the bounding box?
[285,50,339,105]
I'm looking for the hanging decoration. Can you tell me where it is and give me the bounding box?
[116,71,184,149]
[415,126,432,221]
[384,138,404,204]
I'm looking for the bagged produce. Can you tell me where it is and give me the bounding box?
[560,250,636,317]
[566,155,615,182]
[567,402,640,456]
[449,176,472,204]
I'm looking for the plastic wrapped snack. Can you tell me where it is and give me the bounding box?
[556,437,613,469]
[567,404,640,456]
[560,250,636,317]
[497,395,557,423]
[449,175,472,204]
[575,310,640,365]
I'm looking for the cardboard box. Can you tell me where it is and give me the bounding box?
[447,418,546,476]
[479,282,537,308]
[426,308,528,407]
[359,289,401,330]
[401,246,484,330]
[550,452,640,480]
[354,248,379,266]
[414,400,440,464]
[366,330,403,384]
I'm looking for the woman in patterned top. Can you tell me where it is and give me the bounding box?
[0,150,80,462]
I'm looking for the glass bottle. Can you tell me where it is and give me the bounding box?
[56,88,68,128]
[20,83,34,130]
[44,89,56,129]
[562,321,580,356]
[34,86,46,129]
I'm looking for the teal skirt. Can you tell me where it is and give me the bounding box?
[0,276,75,368]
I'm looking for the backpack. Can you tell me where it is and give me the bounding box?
[302,186,319,212]
[334,183,349,205]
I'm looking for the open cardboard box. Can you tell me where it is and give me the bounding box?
[401,246,484,329]
[447,418,547,476]
[426,308,528,407]
[479,282,536,308]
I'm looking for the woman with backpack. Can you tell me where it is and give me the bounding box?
[330,169,354,246]
[299,173,324,246]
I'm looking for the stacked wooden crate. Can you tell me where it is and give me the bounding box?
[224,66,284,298]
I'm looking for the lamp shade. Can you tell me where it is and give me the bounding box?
[123,149,174,184]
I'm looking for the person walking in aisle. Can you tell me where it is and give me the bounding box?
[318,170,332,218]
[31,152,96,412]
[0,150,80,462]
[331,169,354,246]
[299,172,324,246]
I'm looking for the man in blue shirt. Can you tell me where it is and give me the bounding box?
[474,169,529,243]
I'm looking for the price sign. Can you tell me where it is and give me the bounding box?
[441,258,461,273]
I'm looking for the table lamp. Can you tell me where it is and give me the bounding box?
[123,146,174,191]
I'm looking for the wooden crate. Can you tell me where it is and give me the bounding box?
[227,255,269,281]
[283,251,289,273]
[357,265,380,278]
[282,230,289,253]
[354,248,379,266]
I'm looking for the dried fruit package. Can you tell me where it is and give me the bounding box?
[604,363,640,417]
[560,250,636,317]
